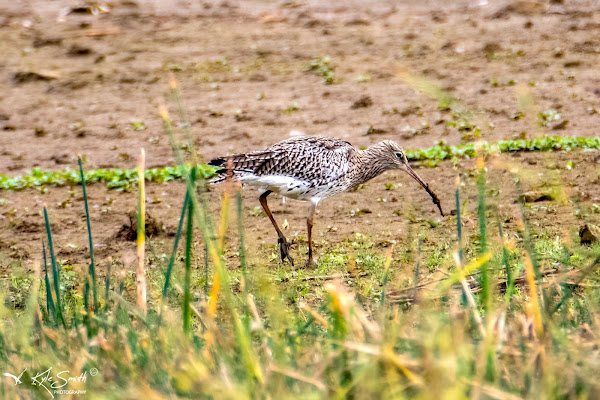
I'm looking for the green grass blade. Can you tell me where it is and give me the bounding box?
[236,187,247,274]
[455,177,463,263]
[162,191,189,299]
[42,239,56,324]
[413,238,422,303]
[515,180,548,312]
[169,75,196,157]
[554,255,600,313]
[183,169,196,333]
[78,156,98,311]
[83,279,91,334]
[105,258,112,310]
[497,215,513,303]
[477,159,490,312]
[43,206,65,327]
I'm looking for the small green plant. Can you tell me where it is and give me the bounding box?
[282,101,300,114]
[355,73,372,83]
[538,110,561,127]
[69,121,85,130]
[307,56,338,84]
[130,120,147,131]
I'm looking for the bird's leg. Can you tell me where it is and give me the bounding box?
[306,203,316,268]
[259,191,294,267]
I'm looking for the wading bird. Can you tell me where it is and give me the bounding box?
[209,136,443,268]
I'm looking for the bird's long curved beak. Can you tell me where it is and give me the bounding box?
[404,164,444,217]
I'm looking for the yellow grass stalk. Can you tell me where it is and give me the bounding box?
[217,160,234,253]
[173,284,206,329]
[324,283,350,321]
[450,250,489,338]
[343,341,421,383]
[396,69,455,109]
[442,251,493,291]
[207,271,220,317]
[299,303,331,329]
[136,149,147,314]
[269,365,326,392]
[232,312,265,383]
[169,71,177,90]
[524,253,544,337]
[208,159,234,316]
[247,293,264,331]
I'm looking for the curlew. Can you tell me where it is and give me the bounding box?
[209,136,443,267]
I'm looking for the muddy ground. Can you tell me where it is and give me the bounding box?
[1,0,600,295]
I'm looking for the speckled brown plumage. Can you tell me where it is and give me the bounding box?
[210,136,355,186]
[209,135,444,268]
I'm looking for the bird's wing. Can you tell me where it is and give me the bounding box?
[255,137,356,183]
[209,136,356,184]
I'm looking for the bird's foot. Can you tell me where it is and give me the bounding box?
[278,238,294,267]
[304,256,315,269]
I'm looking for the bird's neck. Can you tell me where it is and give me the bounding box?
[352,146,391,185]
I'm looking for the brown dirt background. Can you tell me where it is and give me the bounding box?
[1,0,600,285]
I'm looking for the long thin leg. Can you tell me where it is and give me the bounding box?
[259,190,294,266]
[306,203,316,268]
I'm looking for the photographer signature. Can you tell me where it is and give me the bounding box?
[3,367,98,398]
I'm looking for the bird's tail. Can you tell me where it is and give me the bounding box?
[208,156,233,184]
[208,151,272,184]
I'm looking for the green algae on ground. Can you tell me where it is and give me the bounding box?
[406,135,600,166]
[0,165,218,191]
[1,136,599,190]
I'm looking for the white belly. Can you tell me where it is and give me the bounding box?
[240,174,324,204]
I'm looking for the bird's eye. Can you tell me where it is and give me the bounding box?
[395,152,404,160]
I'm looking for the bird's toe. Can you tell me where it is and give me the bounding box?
[278,238,294,266]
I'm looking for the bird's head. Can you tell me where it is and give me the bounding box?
[379,140,409,170]
[377,140,444,216]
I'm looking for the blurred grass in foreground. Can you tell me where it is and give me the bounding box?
[0,81,599,399]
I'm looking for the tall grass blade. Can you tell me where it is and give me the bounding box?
[42,239,55,324]
[43,205,65,327]
[236,182,247,273]
[217,160,234,254]
[169,73,196,160]
[136,149,147,314]
[162,191,189,299]
[83,279,91,334]
[379,245,394,307]
[397,69,456,109]
[455,176,463,263]
[524,254,544,338]
[412,238,422,304]
[515,180,548,311]
[105,257,112,309]
[476,154,491,312]
[183,168,196,333]
[159,106,219,269]
[19,261,41,351]
[204,232,209,300]
[554,255,600,313]
[78,156,98,311]
[497,215,513,303]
